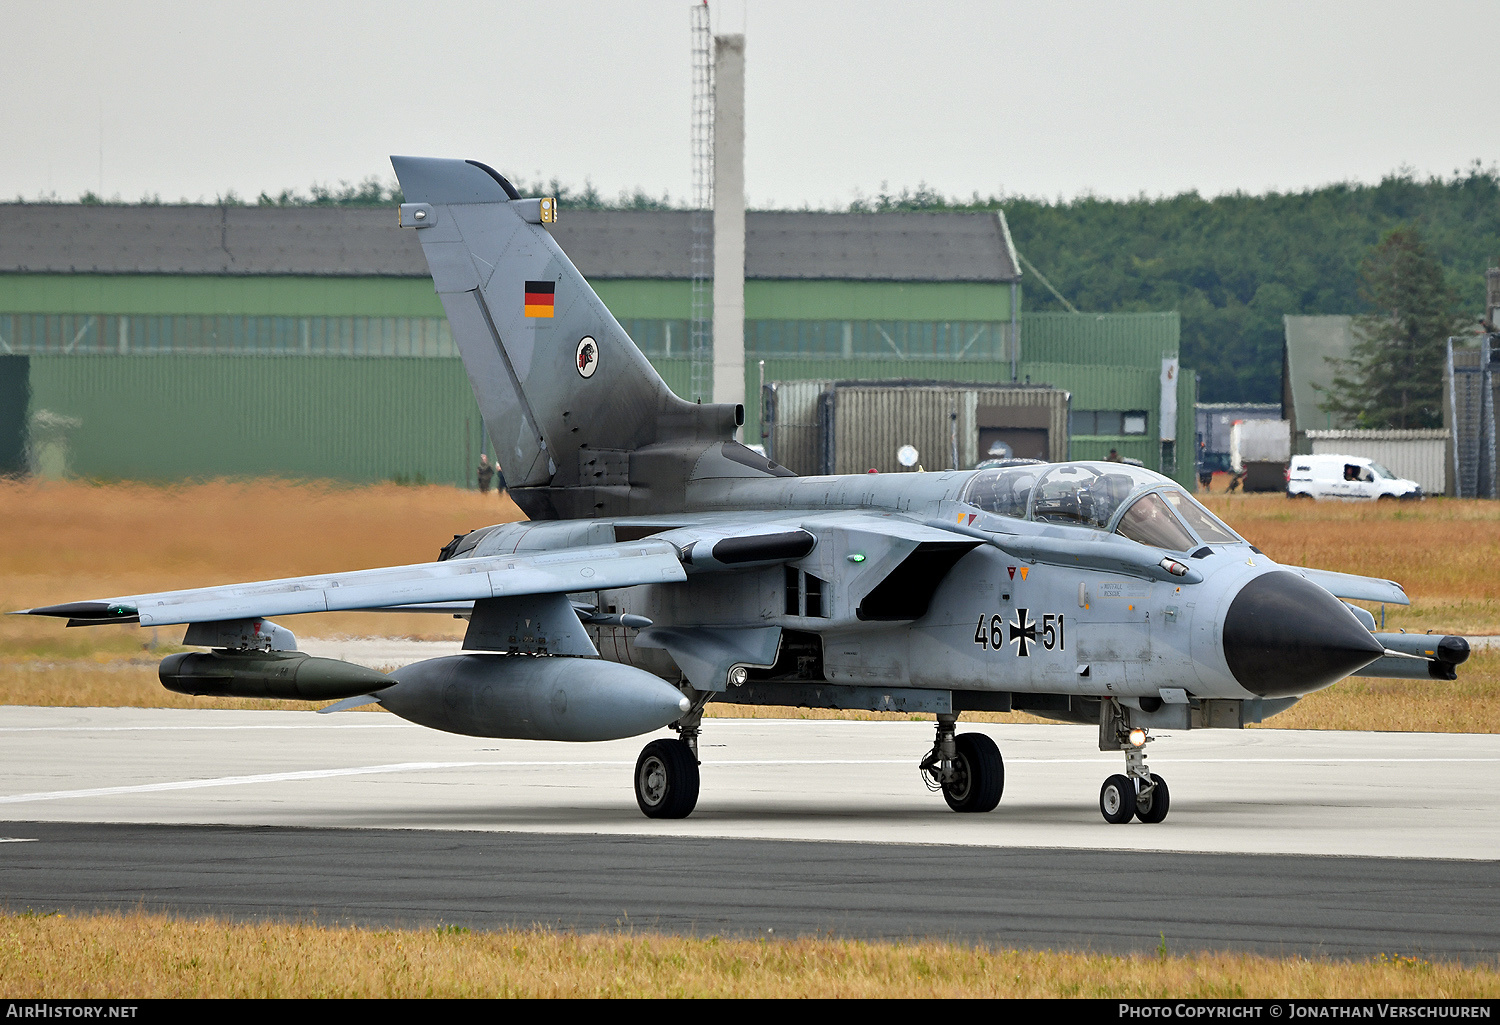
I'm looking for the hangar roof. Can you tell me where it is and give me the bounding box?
[0,205,1020,283]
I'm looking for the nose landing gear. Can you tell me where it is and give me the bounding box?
[1098,699,1170,824]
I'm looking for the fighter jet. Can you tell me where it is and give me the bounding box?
[17,156,1472,823]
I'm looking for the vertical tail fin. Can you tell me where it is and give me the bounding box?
[391,156,752,518]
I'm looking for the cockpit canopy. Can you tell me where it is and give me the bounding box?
[960,461,1243,552]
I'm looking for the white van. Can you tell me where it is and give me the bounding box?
[1287,454,1423,501]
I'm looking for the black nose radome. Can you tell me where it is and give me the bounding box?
[1223,571,1385,698]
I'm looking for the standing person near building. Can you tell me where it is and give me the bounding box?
[477,453,494,493]
[1106,449,1122,462]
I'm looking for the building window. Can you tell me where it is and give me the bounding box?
[1071,410,1149,436]
[0,313,458,358]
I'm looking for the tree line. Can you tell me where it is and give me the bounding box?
[864,167,1497,404]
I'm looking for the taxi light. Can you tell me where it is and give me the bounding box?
[728,666,749,686]
[1128,728,1147,748]
[1159,557,1189,577]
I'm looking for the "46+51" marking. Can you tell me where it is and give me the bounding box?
[973,608,1064,657]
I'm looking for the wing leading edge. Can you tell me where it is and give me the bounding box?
[16,542,687,627]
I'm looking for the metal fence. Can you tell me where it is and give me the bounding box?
[1448,337,1496,499]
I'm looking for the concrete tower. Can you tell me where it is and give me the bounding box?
[711,33,746,422]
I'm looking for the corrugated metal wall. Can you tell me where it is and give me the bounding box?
[829,385,1069,475]
[762,366,1196,486]
[25,355,481,485]
[745,357,1028,448]
[1022,312,1179,368]
[762,379,828,478]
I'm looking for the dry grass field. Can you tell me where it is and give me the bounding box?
[0,478,510,648]
[1,480,1497,731]
[1,910,1495,999]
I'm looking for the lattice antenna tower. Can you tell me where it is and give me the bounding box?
[688,1,715,403]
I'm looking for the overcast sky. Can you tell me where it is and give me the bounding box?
[2,0,1493,208]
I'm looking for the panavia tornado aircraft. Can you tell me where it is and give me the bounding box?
[19,156,1472,823]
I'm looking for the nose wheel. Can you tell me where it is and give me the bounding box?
[1100,771,1170,823]
[1135,772,1170,823]
[1098,699,1170,824]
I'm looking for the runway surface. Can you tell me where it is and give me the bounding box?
[4,820,1498,960]
[2,705,1498,957]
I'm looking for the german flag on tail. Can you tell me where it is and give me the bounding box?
[524,281,555,318]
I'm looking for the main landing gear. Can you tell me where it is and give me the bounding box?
[921,713,1005,812]
[633,694,706,819]
[1098,699,1170,824]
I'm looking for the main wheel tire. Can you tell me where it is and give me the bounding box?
[1135,773,1170,824]
[942,733,1004,813]
[634,739,700,819]
[1100,774,1136,824]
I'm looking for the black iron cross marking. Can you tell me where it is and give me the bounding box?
[1009,608,1038,657]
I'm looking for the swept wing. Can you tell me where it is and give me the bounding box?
[17,542,687,627]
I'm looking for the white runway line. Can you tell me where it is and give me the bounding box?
[0,759,909,805]
[0,762,495,804]
[6,753,1498,807]
[0,837,39,843]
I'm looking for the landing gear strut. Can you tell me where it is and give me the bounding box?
[921,713,1004,813]
[1098,699,1170,824]
[633,689,708,819]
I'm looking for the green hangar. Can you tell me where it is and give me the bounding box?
[0,204,1193,487]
